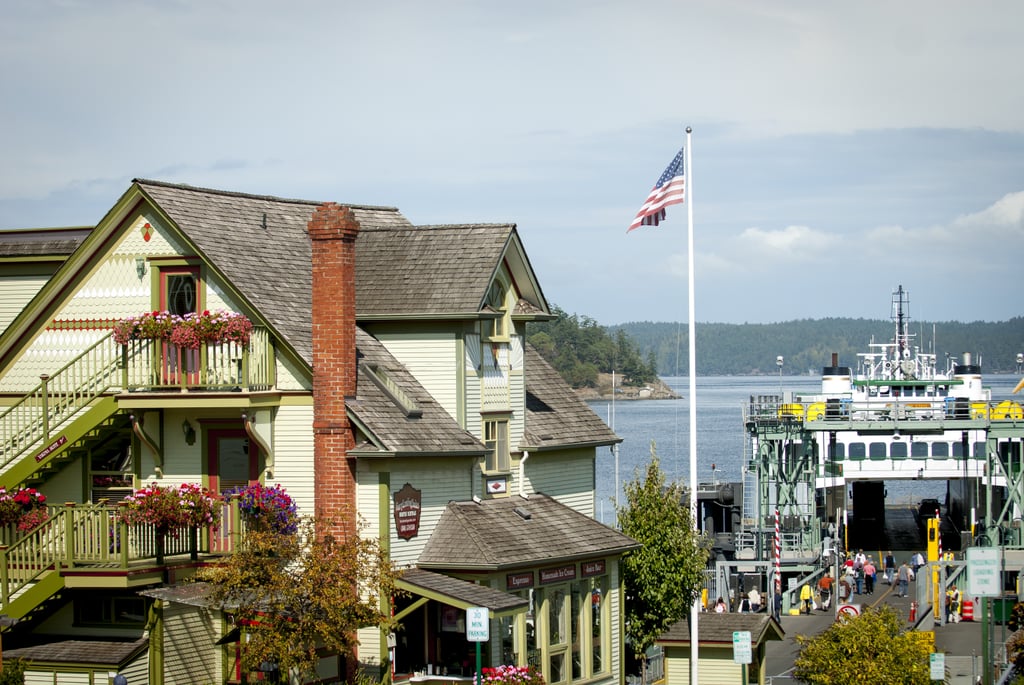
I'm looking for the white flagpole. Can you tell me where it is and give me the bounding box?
[685,126,700,685]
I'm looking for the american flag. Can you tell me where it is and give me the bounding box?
[627,147,685,232]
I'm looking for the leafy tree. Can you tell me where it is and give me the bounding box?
[200,517,399,681]
[0,659,25,685]
[616,445,711,675]
[792,606,931,684]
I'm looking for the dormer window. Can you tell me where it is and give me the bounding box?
[486,280,509,341]
[483,416,510,473]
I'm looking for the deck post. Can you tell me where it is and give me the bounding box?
[39,374,50,442]
[63,502,76,568]
[0,545,8,606]
[118,503,130,569]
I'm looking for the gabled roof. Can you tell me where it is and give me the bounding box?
[136,179,412,365]
[350,328,485,456]
[656,613,785,647]
[417,494,638,571]
[356,224,511,316]
[523,344,620,450]
[135,181,551,367]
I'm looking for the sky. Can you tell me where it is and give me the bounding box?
[2,1,1024,326]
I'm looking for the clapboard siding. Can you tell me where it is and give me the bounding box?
[522,449,595,517]
[664,647,738,685]
[269,403,315,517]
[355,470,385,669]
[0,275,49,332]
[161,601,219,685]
[386,459,473,568]
[375,332,458,423]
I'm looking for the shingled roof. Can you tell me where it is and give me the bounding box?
[355,224,514,316]
[417,494,638,571]
[0,227,91,258]
[4,637,148,667]
[656,612,784,646]
[131,180,614,453]
[523,345,620,450]
[398,568,528,613]
[135,179,411,365]
[349,328,485,455]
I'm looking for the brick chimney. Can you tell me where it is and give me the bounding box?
[308,203,359,533]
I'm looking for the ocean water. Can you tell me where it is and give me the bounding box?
[590,374,1023,526]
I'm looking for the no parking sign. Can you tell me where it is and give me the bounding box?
[837,604,861,620]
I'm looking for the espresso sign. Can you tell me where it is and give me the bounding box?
[394,483,422,540]
[507,571,534,590]
[540,565,576,584]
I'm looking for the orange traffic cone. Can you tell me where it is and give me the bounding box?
[909,601,917,623]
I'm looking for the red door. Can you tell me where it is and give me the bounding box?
[207,428,259,496]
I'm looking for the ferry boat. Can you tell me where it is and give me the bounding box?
[699,285,1024,600]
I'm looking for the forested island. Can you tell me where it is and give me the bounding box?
[526,306,1024,393]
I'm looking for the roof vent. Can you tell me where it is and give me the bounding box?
[514,506,531,520]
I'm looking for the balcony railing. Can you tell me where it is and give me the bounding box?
[0,328,274,473]
[0,498,250,610]
[120,325,274,392]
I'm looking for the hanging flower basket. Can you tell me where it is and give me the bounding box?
[113,310,253,348]
[0,487,48,532]
[119,483,222,531]
[231,483,298,535]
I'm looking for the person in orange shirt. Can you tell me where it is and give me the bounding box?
[817,572,834,610]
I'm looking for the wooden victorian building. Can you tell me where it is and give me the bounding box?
[0,180,636,684]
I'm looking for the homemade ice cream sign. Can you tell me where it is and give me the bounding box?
[393,483,422,540]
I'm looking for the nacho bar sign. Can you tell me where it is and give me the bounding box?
[394,483,422,540]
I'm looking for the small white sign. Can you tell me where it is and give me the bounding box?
[466,607,489,642]
[930,652,945,680]
[967,547,1002,598]
[732,630,752,664]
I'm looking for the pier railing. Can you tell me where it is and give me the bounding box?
[745,396,1024,426]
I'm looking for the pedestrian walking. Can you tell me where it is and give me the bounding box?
[863,558,876,594]
[897,561,910,597]
[800,583,813,614]
[748,587,762,613]
[884,551,896,584]
[817,572,834,611]
[911,551,925,573]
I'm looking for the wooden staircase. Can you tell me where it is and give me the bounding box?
[0,328,270,625]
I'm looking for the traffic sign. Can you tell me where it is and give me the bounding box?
[466,607,489,642]
[930,652,945,680]
[967,547,1002,597]
[732,630,752,664]
[837,604,861,620]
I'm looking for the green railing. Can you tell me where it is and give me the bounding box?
[0,334,121,471]
[119,326,273,392]
[0,499,246,610]
[0,327,274,472]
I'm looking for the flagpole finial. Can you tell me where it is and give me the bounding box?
[686,126,692,133]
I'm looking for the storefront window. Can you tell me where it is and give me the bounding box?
[500,615,516,665]
[534,564,610,684]
[571,582,583,680]
[525,589,539,668]
[590,577,607,675]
